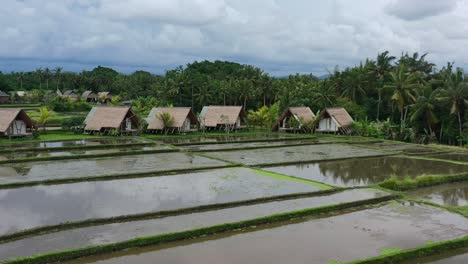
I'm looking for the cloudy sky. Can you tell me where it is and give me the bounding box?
[1,0,467,76]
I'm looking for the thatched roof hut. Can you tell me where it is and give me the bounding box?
[199,106,247,131]
[81,91,97,103]
[0,90,9,104]
[316,107,353,134]
[0,109,34,137]
[97,92,112,103]
[273,107,315,132]
[146,107,198,133]
[84,106,139,135]
[62,90,79,102]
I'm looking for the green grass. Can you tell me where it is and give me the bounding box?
[345,236,468,264]
[453,205,468,217]
[28,111,85,127]
[253,168,333,190]
[378,173,468,191]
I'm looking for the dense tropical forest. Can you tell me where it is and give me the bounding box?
[0,51,467,146]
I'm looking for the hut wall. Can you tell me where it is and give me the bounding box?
[318,118,338,132]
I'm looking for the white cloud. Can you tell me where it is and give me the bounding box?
[0,0,467,75]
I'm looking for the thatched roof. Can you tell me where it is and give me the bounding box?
[147,107,197,130]
[98,92,111,98]
[0,109,33,133]
[84,106,139,131]
[0,90,8,97]
[273,106,315,130]
[81,91,96,99]
[320,107,354,128]
[63,90,78,97]
[200,106,246,127]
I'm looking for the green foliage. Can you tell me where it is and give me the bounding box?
[379,172,468,191]
[60,116,85,129]
[380,247,401,256]
[36,107,52,131]
[247,102,280,129]
[46,97,91,112]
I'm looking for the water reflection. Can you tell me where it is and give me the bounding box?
[265,157,468,187]
[0,153,227,184]
[0,167,319,235]
[407,182,468,206]
[0,138,143,150]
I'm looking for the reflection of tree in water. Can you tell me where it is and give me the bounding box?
[440,187,468,206]
[314,157,466,185]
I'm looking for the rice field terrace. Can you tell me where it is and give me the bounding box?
[0,133,467,264]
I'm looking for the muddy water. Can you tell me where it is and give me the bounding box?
[0,167,324,235]
[157,134,297,144]
[0,138,143,150]
[63,202,468,264]
[357,142,436,154]
[0,188,389,260]
[264,156,468,187]
[407,181,468,206]
[0,145,172,161]
[426,153,468,163]
[0,152,227,184]
[205,144,388,165]
[181,139,318,151]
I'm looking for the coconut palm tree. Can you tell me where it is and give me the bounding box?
[37,107,52,131]
[384,64,420,130]
[54,67,63,90]
[410,83,439,135]
[438,72,468,139]
[44,68,52,90]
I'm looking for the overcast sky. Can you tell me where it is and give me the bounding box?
[1,0,467,76]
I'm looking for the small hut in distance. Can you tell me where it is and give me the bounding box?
[81,91,97,103]
[97,92,112,103]
[146,107,198,134]
[0,109,34,137]
[62,90,79,102]
[199,106,247,132]
[83,106,139,135]
[273,107,315,132]
[0,90,9,104]
[315,107,353,134]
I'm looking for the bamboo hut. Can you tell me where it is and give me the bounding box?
[315,107,353,134]
[81,91,97,103]
[83,106,140,135]
[199,106,247,131]
[0,109,34,137]
[273,107,315,132]
[146,107,198,134]
[0,90,9,104]
[62,90,79,102]
[97,92,112,103]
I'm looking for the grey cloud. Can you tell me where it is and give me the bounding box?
[385,0,458,21]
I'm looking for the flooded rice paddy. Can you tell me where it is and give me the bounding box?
[425,152,468,163]
[63,202,468,264]
[0,152,228,184]
[356,141,437,154]
[264,156,468,187]
[180,139,317,151]
[0,167,323,235]
[407,181,468,206]
[0,188,388,260]
[0,145,172,161]
[0,138,145,150]
[204,144,388,165]
[157,133,297,144]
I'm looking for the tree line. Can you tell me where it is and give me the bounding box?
[0,52,467,145]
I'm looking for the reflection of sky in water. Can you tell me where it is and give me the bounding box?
[1,139,142,149]
[265,157,468,187]
[207,144,388,165]
[0,167,319,234]
[0,153,227,183]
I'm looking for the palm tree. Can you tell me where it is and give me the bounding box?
[410,83,439,135]
[438,72,468,139]
[384,64,420,130]
[44,68,52,90]
[54,67,63,90]
[37,107,52,131]
[16,72,24,90]
[157,112,174,134]
[35,68,43,90]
